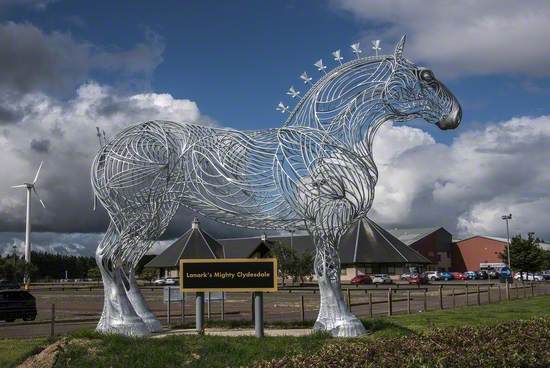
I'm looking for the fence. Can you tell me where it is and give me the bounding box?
[1,281,549,338]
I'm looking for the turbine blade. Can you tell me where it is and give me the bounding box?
[11,184,26,188]
[33,161,43,184]
[32,186,46,208]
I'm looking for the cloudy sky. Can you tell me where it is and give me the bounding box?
[1,0,549,257]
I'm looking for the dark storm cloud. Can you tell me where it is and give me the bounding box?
[0,105,22,125]
[0,22,164,97]
[30,138,50,153]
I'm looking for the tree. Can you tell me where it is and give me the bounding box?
[87,267,101,280]
[138,268,157,281]
[268,241,295,286]
[500,233,544,279]
[268,241,315,285]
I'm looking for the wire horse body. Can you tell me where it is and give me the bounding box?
[91,36,462,337]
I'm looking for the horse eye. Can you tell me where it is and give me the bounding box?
[420,70,434,82]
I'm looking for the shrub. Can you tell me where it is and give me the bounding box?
[257,317,550,368]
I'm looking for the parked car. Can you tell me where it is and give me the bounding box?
[164,278,178,285]
[499,267,513,283]
[487,270,500,279]
[408,273,429,285]
[400,273,412,281]
[153,278,166,285]
[440,271,454,281]
[0,290,37,322]
[351,274,372,285]
[451,272,466,280]
[542,271,550,280]
[372,274,392,284]
[423,271,441,281]
[514,273,544,282]
[476,271,489,280]
[0,280,20,290]
[464,271,478,280]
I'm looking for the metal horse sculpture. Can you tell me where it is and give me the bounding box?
[91,36,461,337]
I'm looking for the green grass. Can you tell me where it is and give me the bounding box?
[5,295,550,368]
[0,337,48,368]
[363,295,550,338]
[56,329,330,368]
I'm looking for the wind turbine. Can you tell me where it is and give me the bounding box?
[12,161,46,285]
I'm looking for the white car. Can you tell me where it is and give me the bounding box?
[371,274,392,284]
[153,278,166,285]
[514,272,544,281]
[164,278,177,285]
[424,271,441,281]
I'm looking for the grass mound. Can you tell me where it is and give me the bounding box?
[257,317,550,368]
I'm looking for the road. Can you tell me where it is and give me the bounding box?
[1,280,547,338]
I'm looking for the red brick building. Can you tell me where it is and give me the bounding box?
[452,236,507,272]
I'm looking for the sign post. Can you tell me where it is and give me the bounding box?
[196,292,204,334]
[180,258,278,337]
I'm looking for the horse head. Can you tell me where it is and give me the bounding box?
[383,35,462,130]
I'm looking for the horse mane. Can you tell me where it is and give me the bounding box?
[282,55,394,133]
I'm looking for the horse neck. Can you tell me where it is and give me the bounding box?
[282,57,393,158]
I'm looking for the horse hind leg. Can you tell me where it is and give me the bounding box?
[96,224,149,336]
[126,264,162,332]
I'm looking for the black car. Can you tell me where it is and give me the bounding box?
[0,280,20,290]
[487,270,500,279]
[0,290,37,322]
[476,271,489,280]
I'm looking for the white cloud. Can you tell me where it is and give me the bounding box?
[0,82,205,233]
[370,115,550,239]
[333,0,550,77]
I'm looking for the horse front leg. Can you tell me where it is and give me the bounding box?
[313,238,366,337]
[96,225,149,337]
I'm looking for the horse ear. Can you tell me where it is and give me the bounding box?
[394,35,406,64]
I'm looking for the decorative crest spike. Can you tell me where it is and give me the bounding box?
[314,59,327,74]
[332,50,343,65]
[300,71,312,84]
[286,86,300,99]
[276,102,289,113]
[351,43,362,58]
[371,40,381,56]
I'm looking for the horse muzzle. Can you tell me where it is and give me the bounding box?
[436,100,462,130]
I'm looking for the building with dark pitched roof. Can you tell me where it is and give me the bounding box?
[388,227,453,271]
[146,217,432,280]
[145,218,224,278]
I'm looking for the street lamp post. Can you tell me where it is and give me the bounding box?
[12,245,17,282]
[501,214,512,268]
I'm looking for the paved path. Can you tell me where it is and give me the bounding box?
[152,328,313,338]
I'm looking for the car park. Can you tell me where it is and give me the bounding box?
[451,272,466,280]
[0,290,37,322]
[440,271,453,281]
[351,274,372,285]
[408,273,429,285]
[372,274,392,284]
[464,271,477,280]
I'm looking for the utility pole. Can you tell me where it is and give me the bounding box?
[501,213,512,268]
